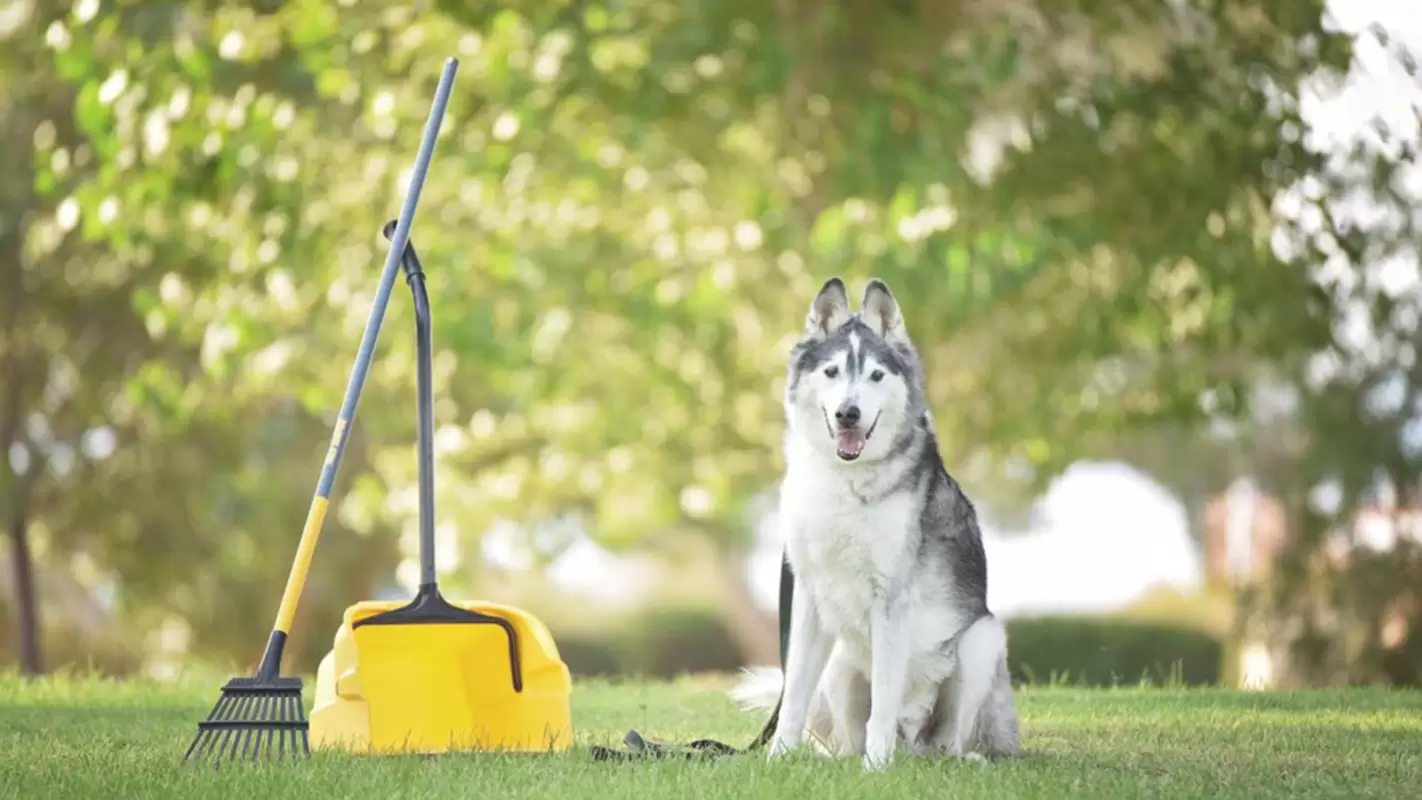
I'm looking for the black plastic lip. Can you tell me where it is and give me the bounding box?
[351,584,525,694]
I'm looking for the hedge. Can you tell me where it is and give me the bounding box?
[549,608,1223,687]
[1005,615,1222,687]
[554,605,743,680]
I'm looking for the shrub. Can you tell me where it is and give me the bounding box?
[544,605,1226,687]
[616,605,744,679]
[552,632,625,678]
[548,605,742,679]
[1005,615,1223,687]
[0,605,144,677]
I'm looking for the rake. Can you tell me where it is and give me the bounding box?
[182,57,460,766]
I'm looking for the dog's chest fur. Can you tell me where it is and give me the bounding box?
[779,440,965,675]
[782,465,912,650]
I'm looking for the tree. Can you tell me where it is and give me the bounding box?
[1233,22,1422,687]
[5,0,1404,680]
[1,0,407,675]
[398,0,1360,659]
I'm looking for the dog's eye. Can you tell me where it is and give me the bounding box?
[823,366,839,379]
[870,369,885,382]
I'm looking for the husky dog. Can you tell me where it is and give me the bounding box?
[731,277,1019,771]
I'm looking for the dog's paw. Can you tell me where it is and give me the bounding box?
[861,747,895,772]
[861,753,892,772]
[935,741,986,762]
[766,737,794,761]
[903,741,932,759]
[835,742,868,759]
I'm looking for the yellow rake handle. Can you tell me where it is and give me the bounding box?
[272,490,333,635]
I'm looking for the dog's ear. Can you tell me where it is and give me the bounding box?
[861,278,906,341]
[805,277,852,337]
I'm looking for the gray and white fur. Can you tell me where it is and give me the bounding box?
[731,277,1020,771]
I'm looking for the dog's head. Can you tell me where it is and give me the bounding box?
[784,277,926,465]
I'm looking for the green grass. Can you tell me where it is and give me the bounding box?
[2,671,1420,799]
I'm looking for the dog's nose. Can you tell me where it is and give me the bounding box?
[835,403,861,426]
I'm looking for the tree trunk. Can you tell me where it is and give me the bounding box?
[6,492,41,675]
[707,542,780,667]
[660,527,781,667]
[3,56,41,677]
[716,557,780,667]
[1,249,40,675]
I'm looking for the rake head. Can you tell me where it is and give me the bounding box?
[183,675,309,766]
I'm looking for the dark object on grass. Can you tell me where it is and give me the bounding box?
[589,555,792,762]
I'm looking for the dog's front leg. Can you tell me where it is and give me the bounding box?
[768,587,833,760]
[863,592,911,771]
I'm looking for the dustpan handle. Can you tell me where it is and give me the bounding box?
[380,221,440,588]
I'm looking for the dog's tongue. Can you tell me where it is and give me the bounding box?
[836,428,867,457]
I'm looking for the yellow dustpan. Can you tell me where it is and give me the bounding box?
[309,222,573,755]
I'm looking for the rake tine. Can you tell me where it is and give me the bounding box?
[254,695,272,760]
[273,695,283,758]
[216,699,241,767]
[292,698,302,761]
[245,698,263,761]
[223,729,239,768]
[202,730,221,763]
[256,695,273,754]
[219,727,236,768]
[182,728,205,761]
[276,694,286,760]
[237,697,254,761]
[221,697,244,764]
[195,730,216,763]
[214,731,229,764]
[291,694,310,757]
[198,695,227,733]
[192,727,214,763]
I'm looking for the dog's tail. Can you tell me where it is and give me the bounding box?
[728,665,784,712]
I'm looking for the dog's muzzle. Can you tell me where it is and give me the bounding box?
[825,409,879,462]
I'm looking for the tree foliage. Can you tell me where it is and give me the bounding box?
[1234,24,1422,688]
[2,0,1416,682]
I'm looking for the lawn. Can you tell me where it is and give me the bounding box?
[2,671,1420,799]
